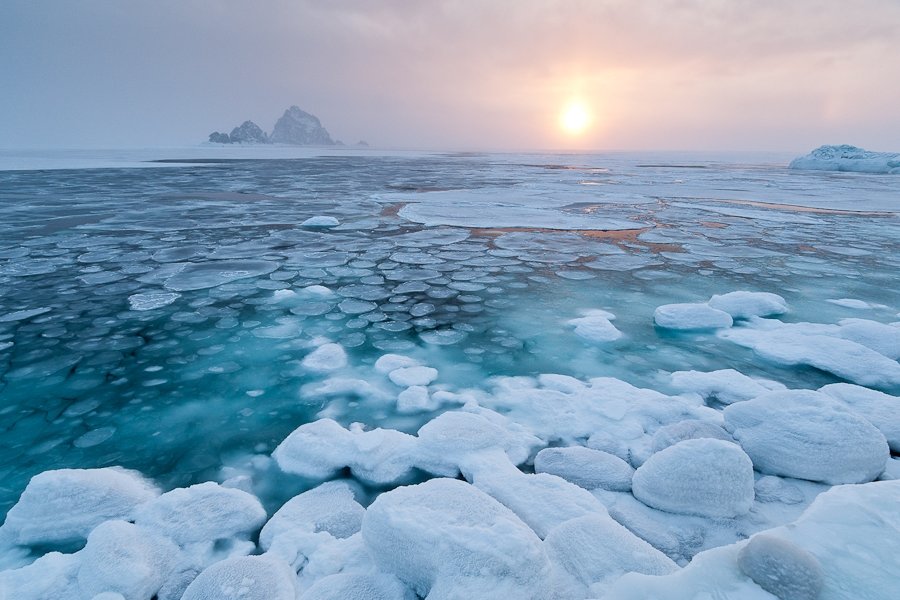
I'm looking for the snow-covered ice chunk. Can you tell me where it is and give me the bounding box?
[388,366,437,387]
[361,478,551,600]
[414,410,541,477]
[181,555,297,600]
[753,476,804,505]
[77,520,179,600]
[301,216,340,228]
[133,482,266,548]
[669,369,786,405]
[818,383,900,451]
[544,514,677,595]
[469,455,611,538]
[737,533,823,600]
[533,446,634,491]
[0,551,81,600]
[632,439,754,518]
[654,303,733,330]
[260,480,364,551]
[273,419,418,485]
[567,310,623,343]
[707,291,788,319]
[299,573,415,600]
[0,467,159,547]
[127,292,181,311]
[396,386,440,413]
[837,317,900,360]
[650,420,733,452]
[724,390,889,484]
[374,353,420,373]
[789,144,900,174]
[721,324,900,389]
[302,343,348,372]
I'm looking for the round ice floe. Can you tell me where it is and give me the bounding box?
[374,353,420,373]
[302,216,340,228]
[302,343,348,372]
[819,383,900,451]
[567,310,623,343]
[632,439,755,518]
[651,420,733,452]
[77,520,179,600]
[707,291,788,319]
[737,534,824,600]
[544,514,677,593]
[396,386,439,413]
[653,303,733,330]
[181,555,297,600]
[533,446,634,491]
[299,573,415,600]
[133,482,266,547]
[723,390,889,484]
[260,481,364,551]
[127,292,181,311]
[361,478,551,600]
[164,260,277,291]
[0,467,159,547]
[388,366,437,387]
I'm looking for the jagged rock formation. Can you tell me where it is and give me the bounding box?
[269,106,335,145]
[207,107,340,146]
[229,121,268,144]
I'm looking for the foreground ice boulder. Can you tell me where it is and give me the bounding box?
[724,390,889,484]
[602,480,900,599]
[632,439,755,518]
[819,383,900,451]
[533,446,634,491]
[545,514,677,596]
[260,480,364,551]
[299,572,415,600]
[736,533,823,600]
[654,303,733,330]
[0,467,159,547]
[650,419,733,452]
[361,478,551,600]
[789,144,900,174]
[181,555,297,600]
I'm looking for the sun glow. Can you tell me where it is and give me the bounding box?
[559,100,591,135]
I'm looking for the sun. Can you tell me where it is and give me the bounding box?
[559,100,591,135]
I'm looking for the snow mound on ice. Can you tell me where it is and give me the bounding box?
[632,438,755,518]
[260,480,364,551]
[181,555,297,600]
[819,383,900,451]
[299,572,415,600]
[533,446,634,491]
[0,467,159,547]
[724,390,889,484]
[708,291,788,319]
[361,478,550,600]
[650,419,734,452]
[654,303,733,330]
[669,369,786,405]
[737,533,823,600]
[789,144,900,174]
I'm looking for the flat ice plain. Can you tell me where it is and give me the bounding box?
[0,148,898,599]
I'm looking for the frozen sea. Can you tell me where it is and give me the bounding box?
[0,148,898,599]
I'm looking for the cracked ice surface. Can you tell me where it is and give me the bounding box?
[0,151,898,599]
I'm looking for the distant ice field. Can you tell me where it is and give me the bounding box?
[0,151,898,598]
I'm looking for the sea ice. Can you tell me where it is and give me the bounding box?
[0,307,51,322]
[0,467,159,547]
[127,292,181,311]
[736,534,823,600]
[567,310,623,343]
[301,216,340,228]
[669,369,786,405]
[789,144,900,174]
[649,420,733,452]
[163,260,278,291]
[707,291,788,319]
[387,365,437,387]
[299,572,415,600]
[818,383,900,451]
[180,555,297,600]
[361,478,551,600]
[301,343,348,372]
[724,390,889,484]
[653,303,733,330]
[631,439,755,518]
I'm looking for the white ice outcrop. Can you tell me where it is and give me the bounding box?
[631,439,755,518]
[653,303,733,330]
[361,478,551,600]
[789,144,900,174]
[0,467,159,547]
[724,390,889,484]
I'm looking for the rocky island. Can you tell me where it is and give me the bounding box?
[208,106,339,146]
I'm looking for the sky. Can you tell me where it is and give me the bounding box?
[1,0,899,152]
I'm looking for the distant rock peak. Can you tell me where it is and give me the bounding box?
[207,106,341,146]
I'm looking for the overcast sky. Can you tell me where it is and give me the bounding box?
[2,0,899,152]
